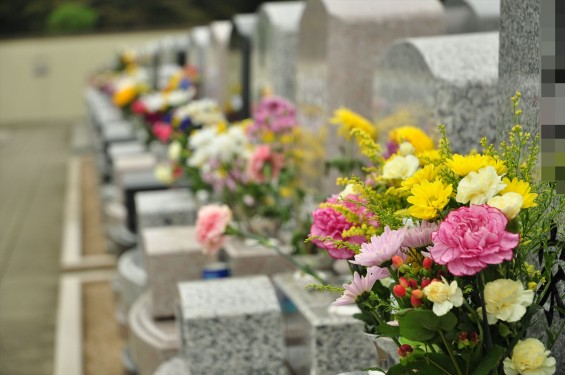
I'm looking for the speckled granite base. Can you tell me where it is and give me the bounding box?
[221,237,295,277]
[177,276,286,374]
[135,189,197,230]
[273,273,375,375]
[153,356,189,375]
[142,226,207,319]
[374,32,499,153]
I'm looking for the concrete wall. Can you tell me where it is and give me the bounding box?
[0,29,187,126]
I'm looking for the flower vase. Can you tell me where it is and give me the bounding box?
[363,333,399,371]
[201,253,230,279]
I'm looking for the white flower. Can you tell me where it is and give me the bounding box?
[140,92,166,113]
[154,164,173,184]
[339,184,358,199]
[168,141,182,162]
[382,154,419,180]
[503,338,556,375]
[456,166,506,205]
[487,192,523,219]
[166,89,194,107]
[484,279,533,324]
[398,142,415,156]
[423,277,463,316]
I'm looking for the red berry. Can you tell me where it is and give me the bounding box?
[392,255,404,267]
[421,278,431,288]
[393,284,406,298]
[423,257,433,270]
[397,344,414,357]
[399,277,409,288]
[411,294,423,307]
[458,332,468,341]
[409,278,418,289]
[411,289,424,299]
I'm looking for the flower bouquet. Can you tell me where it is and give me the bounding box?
[308,94,564,375]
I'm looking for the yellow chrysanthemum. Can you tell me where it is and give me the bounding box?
[113,85,137,107]
[417,149,441,165]
[500,177,537,208]
[331,108,377,140]
[407,180,452,220]
[400,164,440,191]
[485,156,507,175]
[389,126,434,154]
[445,154,487,176]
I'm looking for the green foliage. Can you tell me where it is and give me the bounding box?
[47,3,98,34]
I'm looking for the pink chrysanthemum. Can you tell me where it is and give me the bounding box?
[350,226,406,267]
[333,267,389,305]
[402,221,439,249]
[429,205,520,276]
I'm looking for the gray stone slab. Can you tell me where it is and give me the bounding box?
[374,32,499,153]
[142,226,207,319]
[273,273,376,375]
[206,21,232,106]
[444,0,500,34]
[113,153,157,191]
[128,292,179,375]
[108,141,146,161]
[252,1,305,102]
[177,276,286,374]
[135,189,197,230]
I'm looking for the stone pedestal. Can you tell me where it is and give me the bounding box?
[153,356,189,375]
[221,237,295,277]
[374,32,499,153]
[128,292,179,375]
[143,225,207,319]
[177,275,286,374]
[113,152,157,190]
[135,189,197,230]
[273,273,375,375]
[116,248,148,325]
[252,1,305,102]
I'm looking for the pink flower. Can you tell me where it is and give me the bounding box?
[351,226,406,267]
[429,205,520,276]
[247,145,285,183]
[402,221,439,249]
[195,204,233,255]
[247,96,297,140]
[131,100,147,115]
[333,267,389,305]
[309,195,371,259]
[152,121,173,143]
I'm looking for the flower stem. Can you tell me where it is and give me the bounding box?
[439,331,463,375]
[477,273,493,352]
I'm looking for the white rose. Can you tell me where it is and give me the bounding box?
[382,155,419,180]
[487,192,523,219]
[456,166,506,205]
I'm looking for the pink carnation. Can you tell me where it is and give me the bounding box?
[429,205,519,276]
[247,145,285,183]
[152,121,173,143]
[309,194,374,259]
[195,204,233,255]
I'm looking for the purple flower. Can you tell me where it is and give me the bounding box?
[402,221,439,249]
[351,226,406,267]
[333,267,389,305]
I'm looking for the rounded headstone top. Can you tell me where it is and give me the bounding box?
[190,26,210,47]
[381,32,499,85]
[232,14,258,39]
[260,1,305,32]
[209,20,232,45]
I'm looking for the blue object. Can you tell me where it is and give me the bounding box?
[202,262,231,279]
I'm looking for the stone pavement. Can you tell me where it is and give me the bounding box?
[0,122,71,375]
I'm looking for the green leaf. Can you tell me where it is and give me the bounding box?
[397,309,458,341]
[375,323,400,337]
[387,359,446,375]
[469,345,505,375]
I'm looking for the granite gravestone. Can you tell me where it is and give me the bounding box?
[444,0,500,34]
[189,26,211,92]
[374,32,499,153]
[206,21,232,106]
[135,189,196,230]
[227,14,258,120]
[177,276,286,374]
[252,1,305,103]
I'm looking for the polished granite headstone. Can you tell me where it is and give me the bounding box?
[227,14,258,120]
[374,32,499,153]
[273,273,375,375]
[207,21,232,105]
[177,276,286,374]
[252,1,305,102]
[135,189,196,230]
[142,225,206,318]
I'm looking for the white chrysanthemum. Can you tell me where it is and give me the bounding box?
[140,92,166,113]
[166,89,194,107]
[484,279,533,324]
[456,166,506,205]
[382,154,419,180]
[423,277,463,316]
[487,192,523,219]
[503,338,556,375]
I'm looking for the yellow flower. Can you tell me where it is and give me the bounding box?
[417,149,441,165]
[331,108,377,140]
[501,177,537,208]
[445,154,488,176]
[423,277,463,316]
[400,164,440,191]
[279,187,292,198]
[503,338,556,375]
[455,166,506,205]
[485,156,507,175]
[389,126,434,154]
[113,85,137,107]
[484,279,533,324]
[216,121,228,134]
[487,192,523,219]
[261,130,276,143]
[527,282,538,291]
[407,179,452,220]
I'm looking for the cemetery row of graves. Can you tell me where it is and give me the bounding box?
[68,0,564,374]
